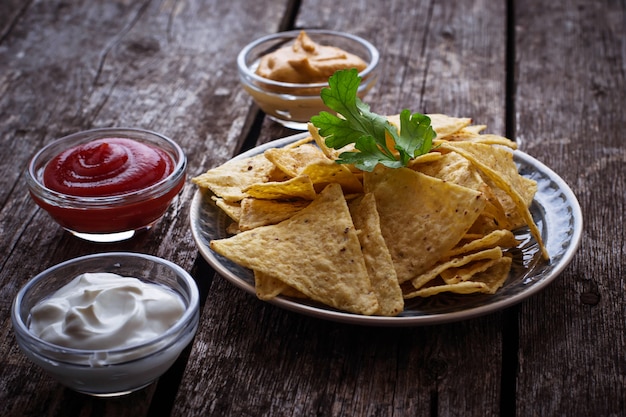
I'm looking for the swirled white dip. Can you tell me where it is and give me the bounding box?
[29,272,185,350]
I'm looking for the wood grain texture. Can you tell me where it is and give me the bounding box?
[0,0,288,415]
[172,1,508,416]
[514,1,626,416]
[0,0,623,416]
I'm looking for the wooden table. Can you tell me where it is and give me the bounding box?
[1,0,624,416]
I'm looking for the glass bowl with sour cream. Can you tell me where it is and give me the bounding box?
[11,252,200,397]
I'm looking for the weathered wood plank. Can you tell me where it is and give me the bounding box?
[173,1,509,416]
[514,1,626,416]
[0,0,290,415]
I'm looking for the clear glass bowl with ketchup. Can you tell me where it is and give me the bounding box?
[26,128,187,242]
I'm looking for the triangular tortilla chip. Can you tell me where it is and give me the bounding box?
[302,159,363,194]
[243,175,317,200]
[239,198,310,231]
[349,194,404,316]
[439,142,548,259]
[364,166,486,283]
[212,197,241,223]
[210,183,379,315]
[264,144,329,177]
[192,154,276,202]
[439,257,500,285]
[444,229,518,258]
[254,270,307,300]
[411,247,503,289]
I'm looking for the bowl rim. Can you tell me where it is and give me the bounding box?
[237,29,380,90]
[11,252,200,361]
[26,127,187,206]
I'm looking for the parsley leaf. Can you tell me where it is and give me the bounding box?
[310,68,436,172]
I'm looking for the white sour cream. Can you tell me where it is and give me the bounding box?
[29,272,186,350]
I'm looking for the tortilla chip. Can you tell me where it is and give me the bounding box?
[308,122,338,160]
[364,165,487,283]
[349,194,404,316]
[411,247,503,289]
[439,257,500,284]
[254,269,289,300]
[406,152,445,169]
[301,159,363,194]
[210,183,379,315]
[468,255,512,293]
[243,175,317,200]
[254,270,308,300]
[212,197,241,223]
[417,151,513,231]
[239,198,310,230]
[404,280,489,298]
[264,143,329,177]
[192,154,276,202]
[440,142,548,259]
[444,229,518,258]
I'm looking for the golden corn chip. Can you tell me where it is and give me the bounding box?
[439,257,500,285]
[192,153,276,202]
[460,125,487,135]
[210,183,379,315]
[405,255,511,298]
[406,152,445,170]
[404,280,489,298]
[386,113,472,139]
[467,255,512,293]
[308,122,338,160]
[427,114,473,139]
[411,247,503,289]
[444,229,518,258]
[243,175,317,200]
[254,270,309,300]
[301,159,364,194]
[349,194,404,316]
[416,152,485,189]
[364,165,487,283]
[264,143,329,177]
[254,269,288,300]
[440,142,548,259]
[454,134,518,150]
[417,152,512,231]
[212,197,241,223]
[239,198,310,231]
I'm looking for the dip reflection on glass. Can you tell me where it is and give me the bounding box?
[255,30,367,89]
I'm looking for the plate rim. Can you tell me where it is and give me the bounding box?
[190,132,583,326]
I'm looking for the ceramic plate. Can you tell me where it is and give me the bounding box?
[190,133,583,326]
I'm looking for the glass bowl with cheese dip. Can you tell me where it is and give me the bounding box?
[237,29,379,130]
[11,252,200,397]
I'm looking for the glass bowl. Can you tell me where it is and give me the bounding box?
[11,252,200,397]
[26,128,187,243]
[237,29,379,130]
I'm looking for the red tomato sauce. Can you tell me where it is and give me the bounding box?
[34,137,184,234]
[43,138,174,196]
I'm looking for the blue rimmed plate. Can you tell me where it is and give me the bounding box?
[190,133,583,326]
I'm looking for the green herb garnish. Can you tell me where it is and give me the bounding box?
[310,69,436,172]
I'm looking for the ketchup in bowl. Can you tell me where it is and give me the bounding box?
[26,128,187,242]
[43,138,175,197]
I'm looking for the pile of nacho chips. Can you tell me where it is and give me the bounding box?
[192,114,548,316]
